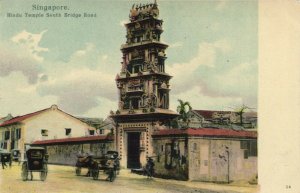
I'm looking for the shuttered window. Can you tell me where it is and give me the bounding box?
[241,140,257,158]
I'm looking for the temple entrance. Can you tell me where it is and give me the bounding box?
[127,132,140,168]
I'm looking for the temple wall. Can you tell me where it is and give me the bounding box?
[152,136,257,182]
[152,137,189,180]
[35,141,114,166]
[188,138,257,183]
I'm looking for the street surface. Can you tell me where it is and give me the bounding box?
[0,163,258,193]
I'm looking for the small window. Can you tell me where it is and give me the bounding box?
[240,141,249,149]
[65,128,72,136]
[16,128,21,139]
[89,130,95,136]
[131,98,139,109]
[193,143,197,151]
[99,129,104,135]
[241,140,257,158]
[244,150,249,159]
[4,131,10,140]
[41,129,48,136]
[161,145,164,152]
[249,141,257,157]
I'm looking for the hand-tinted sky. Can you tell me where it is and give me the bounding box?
[0,0,257,118]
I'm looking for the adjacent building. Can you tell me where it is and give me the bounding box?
[181,110,257,130]
[0,105,96,159]
[77,117,113,135]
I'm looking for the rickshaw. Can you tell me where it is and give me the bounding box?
[0,149,12,169]
[21,147,48,181]
[90,151,121,182]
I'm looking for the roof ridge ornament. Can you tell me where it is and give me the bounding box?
[129,0,159,22]
[51,104,58,110]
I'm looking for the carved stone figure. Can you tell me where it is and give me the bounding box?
[119,101,124,110]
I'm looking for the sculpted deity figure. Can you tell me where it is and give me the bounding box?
[119,101,124,110]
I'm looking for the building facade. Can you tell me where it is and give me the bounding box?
[111,2,178,168]
[0,105,96,159]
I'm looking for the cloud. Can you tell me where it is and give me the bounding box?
[167,39,231,92]
[31,42,119,115]
[0,30,49,84]
[0,73,57,117]
[170,86,244,111]
[167,39,257,109]
[0,42,41,84]
[11,30,48,62]
[211,61,258,98]
[37,67,116,115]
[66,43,110,71]
[0,38,117,117]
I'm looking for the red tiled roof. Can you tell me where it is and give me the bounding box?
[152,128,257,139]
[0,106,90,127]
[0,108,48,127]
[193,110,232,119]
[32,135,114,145]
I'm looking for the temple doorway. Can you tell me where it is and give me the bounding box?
[127,132,140,168]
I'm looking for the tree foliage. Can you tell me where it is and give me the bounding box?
[176,99,192,126]
[233,104,252,126]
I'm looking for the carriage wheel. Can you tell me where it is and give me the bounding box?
[92,170,99,180]
[21,162,28,181]
[75,167,81,176]
[40,164,48,181]
[109,170,116,182]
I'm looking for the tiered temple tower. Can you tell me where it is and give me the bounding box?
[111,1,178,168]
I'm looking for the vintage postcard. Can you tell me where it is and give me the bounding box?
[0,0,298,193]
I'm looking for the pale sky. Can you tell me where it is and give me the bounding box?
[0,0,257,118]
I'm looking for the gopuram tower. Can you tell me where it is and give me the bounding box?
[111,1,178,168]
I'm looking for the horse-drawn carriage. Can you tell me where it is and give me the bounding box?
[0,149,12,169]
[75,152,94,176]
[21,147,48,181]
[75,151,120,182]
